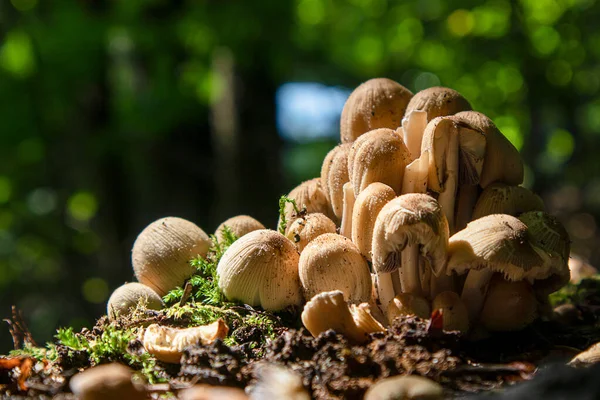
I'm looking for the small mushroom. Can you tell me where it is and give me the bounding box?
[340,182,356,238]
[107,282,164,322]
[431,291,469,334]
[405,86,472,122]
[217,229,303,311]
[364,375,444,400]
[569,342,600,367]
[250,363,310,400]
[132,217,212,296]
[278,178,334,233]
[321,143,352,221]
[340,78,413,143]
[69,363,146,400]
[471,183,545,220]
[351,302,386,334]
[386,293,431,323]
[299,233,371,303]
[352,182,396,261]
[143,319,228,363]
[286,213,337,252]
[214,215,265,243]
[478,275,537,331]
[569,254,598,284]
[347,128,412,196]
[179,384,248,400]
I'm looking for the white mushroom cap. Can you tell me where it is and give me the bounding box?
[286,213,337,252]
[278,178,334,233]
[340,78,413,143]
[405,86,472,122]
[69,363,146,400]
[321,143,352,221]
[299,233,371,303]
[214,215,265,243]
[217,229,303,311]
[364,375,444,400]
[132,217,212,296]
[107,282,164,322]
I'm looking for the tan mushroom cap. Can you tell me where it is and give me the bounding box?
[347,128,412,195]
[217,229,303,311]
[569,342,600,367]
[371,194,449,276]
[69,363,146,400]
[107,282,164,322]
[251,363,310,400]
[472,183,545,220]
[178,384,249,400]
[278,178,334,233]
[132,217,212,297]
[321,143,352,221]
[286,212,337,252]
[352,182,396,261]
[214,215,265,243]
[431,291,469,333]
[299,233,371,303]
[386,293,431,322]
[453,111,524,188]
[364,375,444,400]
[405,86,472,122]
[340,78,413,143]
[479,275,537,331]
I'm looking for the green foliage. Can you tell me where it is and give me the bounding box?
[9,343,58,362]
[165,303,241,326]
[56,327,88,350]
[278,195,301,234]
[549,276,600,307]
[243,313,277,340]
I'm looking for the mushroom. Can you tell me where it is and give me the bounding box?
[340,182,356,238]
[569,342,600,367]
[347,128,412,196]
[179,385,248,400]
[107,282,164,322]
[431,291,469,334]
[143,320,228,363]
[250,363,310,400]
[401,150,430,195]
[214,215,265,243]
[405,86,472,123]
[69,363,146,400]
[321,143,352,221]
[478,275,537,331]
[401,110,428,161]
[340,78,413,144]
[286,212,337,252]
[217,229,303,311]
[352,182,396,261]
[132,217,212,296]
[471,183,545,220]
[371,194,449,310]
[278,178,334,233]
[386,293,431,322]
[364,375,444,400]
[569,254,597,284]
[299,233,371,303]
[447,214,546,322]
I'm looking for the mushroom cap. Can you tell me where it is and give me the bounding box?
[364,375,444,400]
[69,363,146,400]
[405,86,472,122]
[299,233,371,303]
[217,229,303,311]
[386,293,431,322]
[278,178,334,233]
[447,214,546,281]
[286,213,337,252]
[479,275,537,331]
[371,194,449,277]
[107,282,164,322]
[178,385,248,400]
[214,215,265,243]
[347,128,411,195]
[340,78,413,143]
[320,143,352,221]
[432,291,469,333]
[132,217,211,296]
[472,183,545,220]
[352,182,397,261]
[453,111,523,187]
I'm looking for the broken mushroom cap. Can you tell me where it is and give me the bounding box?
[251,363,310,400]
[340,78,413,144]
[132,217,212,296]
[347,128,412,195]
[568,342,600,367]
[286,212,337,252]
[217,229,303,311]
[143,320,228,363]
[431,291,469,334]
[320,143,352,221]
[350,302,386,334]
[479,275,537,331]
[299,233,371,303]
[472,183,545,220]
[178,385,248,400]
[405,86,472,122]
[386,293,431,323]
[214,215,265,243]
[69,363,146,400]
[278,178,334,233]
[364,375,444,400]
[453,111,524,188]
[107,282,164,322]
[352,182,396,261]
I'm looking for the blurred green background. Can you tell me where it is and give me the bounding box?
[1,0,599,352]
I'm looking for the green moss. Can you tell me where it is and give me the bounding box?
[549,275,600,307]
[9,343,58,362]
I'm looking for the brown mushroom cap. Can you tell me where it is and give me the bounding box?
[479,275,537,331]
[69,363,146,400]
[472,183,545,220]
[347,128,411,195]
[320,143,352,221]
[132,217,211,296]
[286,213,337,252]
[405,86,472,122]
[214,215,265,243]
[107,282,164,322]
[278,178,334,233]
[340,78,413,143]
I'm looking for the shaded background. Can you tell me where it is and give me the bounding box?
[1,0,599,352]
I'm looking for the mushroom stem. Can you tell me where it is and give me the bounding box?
[461,268,494,321]
[401,151,429,195]
[437,132,459,234]
[455,184,479,232]
[400,244,422,296]
[430,272,454,299]
[376,272,396,312]
[340,183,355,238]
[402,110,428,161]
